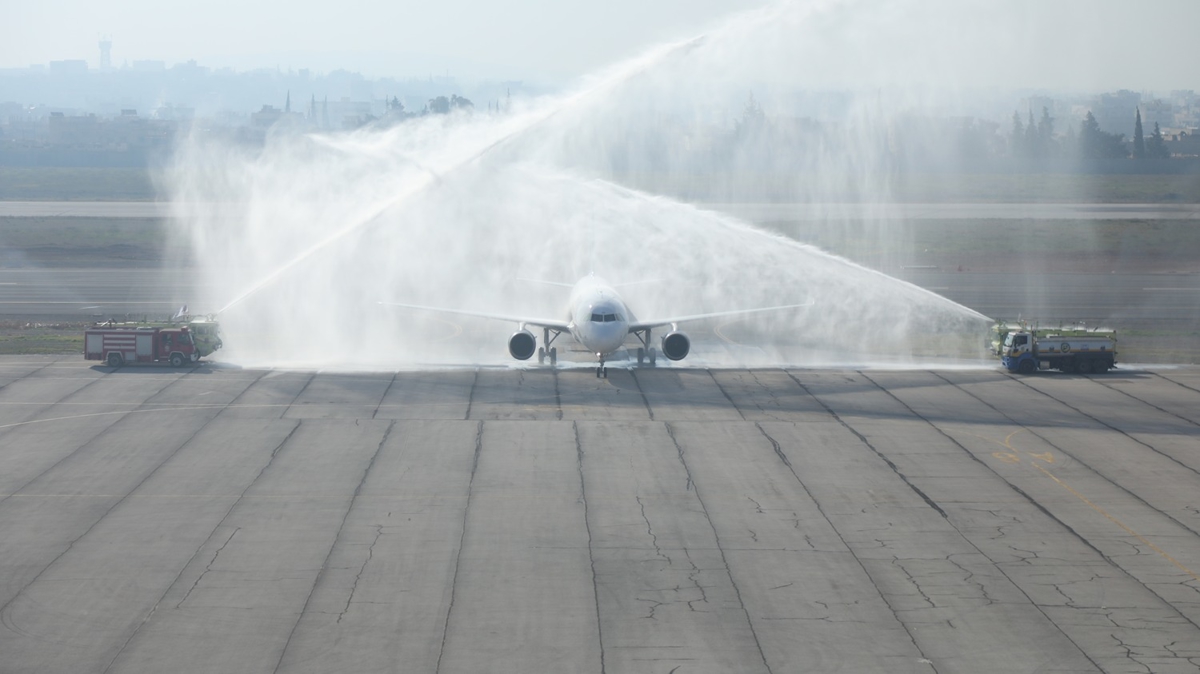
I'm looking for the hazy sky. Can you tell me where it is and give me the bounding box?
[3,0,764,81]
[3,0,1197,88]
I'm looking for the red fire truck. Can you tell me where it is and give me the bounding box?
[84,326,200,367]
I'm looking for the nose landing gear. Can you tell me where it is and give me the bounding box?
[595,354,608,378]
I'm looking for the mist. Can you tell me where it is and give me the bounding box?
[163,0,1156,369]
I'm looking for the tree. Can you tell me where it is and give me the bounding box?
[1025,109,1038,158]
[1132,107,1145,159]
[1036,106,1055,158]
[1078,111,1129,160]
[1011,111,1025,158]
[1147,122,1171,158]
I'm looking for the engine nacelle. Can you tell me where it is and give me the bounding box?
[508,330,536,360]
[661,331,690,361]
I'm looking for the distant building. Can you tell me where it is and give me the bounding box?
[1141,98,1173,131]
[99,39,112,71]
[131,60,165,72]
[1092,90,1140,137]
[49,60,88,75]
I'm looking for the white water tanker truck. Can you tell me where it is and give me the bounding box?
[1001,331,1117,374]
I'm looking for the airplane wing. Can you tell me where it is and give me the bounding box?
[379,301,571,332]
[628,301,813,332]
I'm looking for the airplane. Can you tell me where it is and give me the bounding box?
[382,274,810,378]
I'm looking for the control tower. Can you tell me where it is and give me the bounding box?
[99,37,112,70]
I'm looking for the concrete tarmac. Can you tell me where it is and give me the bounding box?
[1,357,1199,673]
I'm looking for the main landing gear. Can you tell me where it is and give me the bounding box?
[634,328,656,367]
[636,346,657,366]
[538,328,559,366]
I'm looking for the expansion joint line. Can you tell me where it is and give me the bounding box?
[663,422,773,674]
[828,371,1106,671]
[752,419,939,673]
[463,368,480,420]
[1,380,227,647]
[0,364,196,509]
[628,369,654,420]
[573,421,607,673]
[435,420,484,674]
[282,372,317,418]
[1152,371,1200,397]
[789,371,947,519]
[0,358,114,458]
[372,371,399,419]
[707,369,745,420]
[553,368,563,421]
[882,370,1200,650]
[273,420,395,674]
[972,373,1200,539]
[927,371,1200,633]
[1006,373,1200,480]
[100,394,297,673]
[1092,378,1200,429]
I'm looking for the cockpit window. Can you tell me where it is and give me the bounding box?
[590,310,624,323]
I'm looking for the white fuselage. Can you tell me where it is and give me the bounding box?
[566,276,632,357]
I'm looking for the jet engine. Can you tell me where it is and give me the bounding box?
[660,331,690,361]
[508,330,537,360]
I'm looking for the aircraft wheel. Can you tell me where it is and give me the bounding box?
[596,367,601,378]
[538,347,546,365]
[637,347,645,365]
[649,348,657,366]
[602,367,608,378]
[549,347,557,365]
[107,352,123,368]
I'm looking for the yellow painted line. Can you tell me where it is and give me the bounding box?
[713,319,744,346]
[1030,460,1200,585]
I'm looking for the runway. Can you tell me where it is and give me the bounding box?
[3,200,1199,220]
[3,267,1196,330]
[1,358,1199,673]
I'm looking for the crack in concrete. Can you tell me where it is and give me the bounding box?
[462,368,479,420]
[574,421,607,674]
[336,525,384,623]
[664,422,773,673]
[435,420,483,674]
[273,419,394,674]
[176,527,241,609]
[753,413,938,672]
[891,557,937,609]
[637,495,671,567]
[371,372,398,420]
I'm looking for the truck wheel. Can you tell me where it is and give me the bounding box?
[107,352,123,368]
[1077,360,1092,375]
[170,353,185,368]
[1017,359,1036,375]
